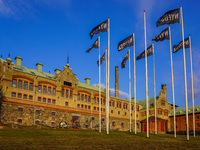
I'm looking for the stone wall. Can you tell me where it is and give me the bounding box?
[0,102,141,132]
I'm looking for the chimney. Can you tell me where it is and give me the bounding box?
[36,63,43,72]
[161,84,166,94]
[115,66,119,98]
[85,78,91,85]
[54,69,61,75]
[15,56,23,66]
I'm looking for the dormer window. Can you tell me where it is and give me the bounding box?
[64,81,72,86]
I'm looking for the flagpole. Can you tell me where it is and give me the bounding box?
[128,49,131,132]
[133,33,137,134]
[169,25,176,138]
[152,42,157,135]
[106,48,108,132]
[144,10,149,138]
[106,17,110,135]
[98,35,101,133]
[180,6,189,141]
[189,35,195,137]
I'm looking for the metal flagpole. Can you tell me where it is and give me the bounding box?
[169,25,176,138]
[133,33,137,134]
[152,42,157,135]
[107,17,110,134]
[129,49,131,132]
[189,35,195,137]
[180,6,189,141]
[144,10,149,138]
[106,48,108,132]
[98,35,101,133]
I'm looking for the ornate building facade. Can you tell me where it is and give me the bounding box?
[0,56,199,134]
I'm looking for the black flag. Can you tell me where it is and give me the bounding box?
[118,34,134,51]
[121,51,129,68]
[136,45,153,60]
[97,51,106,66]
[86,38,99,53]
[152,27,169,42]
[89,20,108,39]
[173,37,190,53]
[156,8,180,27]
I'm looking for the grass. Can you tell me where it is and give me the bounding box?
[0,128,200,150]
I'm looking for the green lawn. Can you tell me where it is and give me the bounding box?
[0,128,200,150]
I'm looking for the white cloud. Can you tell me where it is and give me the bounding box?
[94,83,129,99]
[0,0,13,16]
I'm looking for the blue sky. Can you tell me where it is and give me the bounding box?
[0,0,199,108]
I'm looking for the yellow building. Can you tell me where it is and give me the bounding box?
[0,56,174,132]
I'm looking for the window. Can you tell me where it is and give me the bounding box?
[78,93,80,100]
[118,111,120,115]
[38,97,41,102]
[43,86,46,94]
[65,102,68,106]
[64,81,72,86]
[12,92,16,97]
[94,107,96,111]
[97,107,99,111]
[66,89,68,98]
[103,99,105,105]
[88,106,91,110]
[81,95,84,101]
[38,85,42,92]
[85,105,87,109]
[81,105,84,109]
[112,102,114,107]
[124,112,127,116]
[24,82,28,90]
[131,105,133,110]
[85,95,87,102]
[112,122,116,126]
[196,115,199,120]
[29,95,33,100]
[158,109,162,115]
[92,117,95,120]
[137,105,139,111]
[52,88,56,95]
[88,96,91,102]
[52,99,56,104]
[18,80,22,89]
[43,98,46,103]
[119,103,121,108]
[70,90,72,99]
[102,118,104,121]
[109,101,111,106]
[61,89,64,97]
[131,113,132,117]
[117,103,119,108]
[18,107,23,112]
[161,100,165,106]
[12,79,17,87]
[164,110,168,116]
[52,112,55,116]
[97,98,99,104]
[51,122,55,126]
[18,119,22,123]
[17,93,22,98]
[48,87,51,94]
[77,104,80,108]
[29,83,33,91]
[197,123,200,127]
[48,99,51,103]
[94,97,96,104]
[103,109,105,112]
[121,122,124,127]
[36,110,40,114]
[35,120,40,125]
[23,94,27,100]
